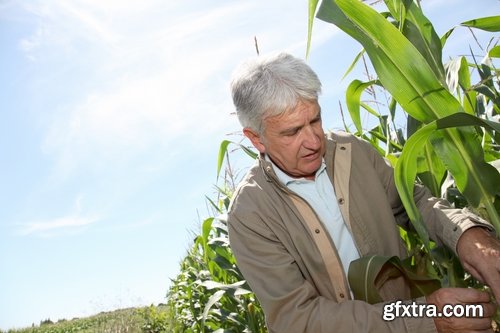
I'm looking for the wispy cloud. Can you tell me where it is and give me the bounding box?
[20,215,100,236]
[25,3,239,171]
[19,0,340,181]
[18,195,100,236]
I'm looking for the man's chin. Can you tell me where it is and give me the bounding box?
[302,159,322,176]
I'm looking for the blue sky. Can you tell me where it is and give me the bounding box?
[0,0,496,329]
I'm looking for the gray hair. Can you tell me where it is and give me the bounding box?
[230,52,322,133]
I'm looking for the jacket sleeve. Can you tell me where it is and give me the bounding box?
[228,193,437,333]
[356,136,494,254]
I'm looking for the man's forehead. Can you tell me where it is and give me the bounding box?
[264,101,320,125]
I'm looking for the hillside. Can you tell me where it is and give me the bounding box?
[1,305,169,333]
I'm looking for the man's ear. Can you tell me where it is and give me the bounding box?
[243,127,266,154]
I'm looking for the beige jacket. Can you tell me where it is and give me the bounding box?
[228,131,491,333]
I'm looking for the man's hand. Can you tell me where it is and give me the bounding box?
[426,288,496,333]
[456,227,500,302]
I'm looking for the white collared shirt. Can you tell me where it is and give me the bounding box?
[266,155,360,275]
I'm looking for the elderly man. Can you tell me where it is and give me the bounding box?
[227,52,500,333]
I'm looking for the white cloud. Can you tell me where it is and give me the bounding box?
[20,215,99,236]
[19,25,43,52]
[56,0,120,45]
[19,195,100,236]
[21,0,340,179]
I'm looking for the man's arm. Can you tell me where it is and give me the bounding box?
[228,205,436,333]
[356,135,495,255]
[357,137,498,332]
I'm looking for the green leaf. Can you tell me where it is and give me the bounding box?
[460,16,500,32]
[202,217,214,246]
[217,140,257,180]
[348,255,386,303]
[440,27,455,48]
[398,1,446,83]
[348,255,441,304]
[488,45,500,58]
[345,79,380,134]
[445,56,477,114]
[217,140,231,180]
[238,143,258,159]
[205,195,223,214]
[317,0,462,123]
[395,113,500,234]
[202,290,226,326]
[341,49,365,80]
[307,0,320,58]
[416,142,446,198]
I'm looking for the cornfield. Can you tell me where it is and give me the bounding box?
[166,0,500,331]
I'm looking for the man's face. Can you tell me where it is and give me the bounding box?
[244,100,325,180]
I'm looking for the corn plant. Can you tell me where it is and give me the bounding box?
[307,0,499,324]
[166,142,266,332]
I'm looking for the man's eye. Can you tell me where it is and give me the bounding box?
[284,129,299,137]
[312,116,321,124]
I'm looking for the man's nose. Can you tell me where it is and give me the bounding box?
[302,126,320,148]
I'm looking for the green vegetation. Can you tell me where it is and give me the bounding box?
[165,181,266,332]
[2,305,169,333]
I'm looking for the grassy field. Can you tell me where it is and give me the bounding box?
[1,304,170,333]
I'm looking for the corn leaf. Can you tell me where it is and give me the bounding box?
[442,16,500,47]
[460,16,500,32]
[396,113,500,233]
[386,0,446,83]
[217,140,257,180]
[345,79,380,134]
[341,48,365,80]
[307,0,320,58]
[417,142,446,198]
[489,45,500,58]
[217,140,231,180]
[317,0,461,123]
[348,255,441,304]
[202,289,226,327]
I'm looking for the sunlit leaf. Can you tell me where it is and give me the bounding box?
[317,0,462,123]
[307,0,320,58]
[396,113,500,234]
[217,140,231,180]
[488,45,500,58]
[341,49,365,80]
[397,1,446,83]
[460,16,500,32]
[346,79,380,134]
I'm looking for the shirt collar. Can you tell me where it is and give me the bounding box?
[264,154,326,186]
